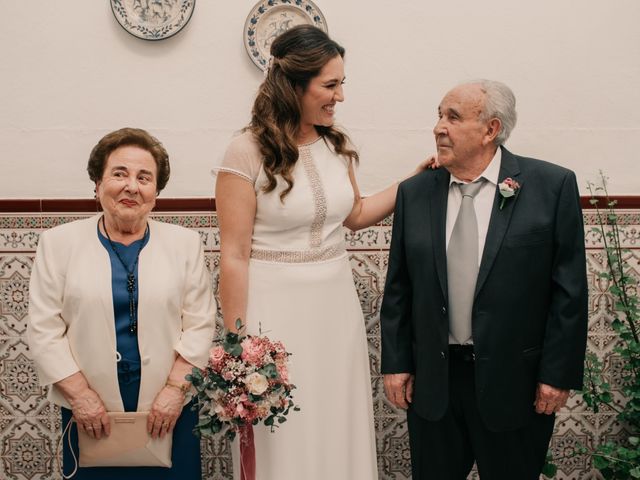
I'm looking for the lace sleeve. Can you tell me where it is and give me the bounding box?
[212,131,263,184]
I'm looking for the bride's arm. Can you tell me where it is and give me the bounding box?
[343,157,435,231]
[216,172,257,331]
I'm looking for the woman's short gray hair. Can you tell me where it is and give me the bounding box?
[471,80,517,146]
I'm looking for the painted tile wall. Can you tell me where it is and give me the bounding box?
[0,211,638,479]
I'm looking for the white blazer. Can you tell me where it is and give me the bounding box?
[27,214,216,411]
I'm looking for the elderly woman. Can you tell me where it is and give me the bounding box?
[27,128,216,479]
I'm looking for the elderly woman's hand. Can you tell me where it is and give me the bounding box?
[148,386,185,439]
[55,372,111,439]
[70,389,111,439]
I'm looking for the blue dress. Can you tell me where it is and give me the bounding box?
[61,228,200,479]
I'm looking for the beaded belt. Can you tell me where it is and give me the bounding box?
[250,243,346,263]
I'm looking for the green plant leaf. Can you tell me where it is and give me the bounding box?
[583,172,640,478]
[541,462,557,477]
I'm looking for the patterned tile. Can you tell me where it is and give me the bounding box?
[583,210,640,248]
[377,419,411,480]
[369,339,382,377]
[349,252,385,332]
[31,402,61,435]
[0,397,16,433]
[40,215,91,230]
[0,231,40,251]
[583,211,640,227]
[151,214,215,229]
[381,225,393,248]
[550,415,596,476]
[344,226,381,248]
[0,216,42,230]
[0,257,33,333]
[0,338,47,416]
[0,417,56,480]
[0,210,637,479]
[381,214,394,227]
[205,252,222,323]
[200,435,233,480]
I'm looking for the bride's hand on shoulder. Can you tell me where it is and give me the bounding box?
[398,154,439,184]
[414,154,439,175]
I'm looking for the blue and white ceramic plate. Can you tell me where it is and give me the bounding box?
[110,0,196,41]
[244,0,328,71]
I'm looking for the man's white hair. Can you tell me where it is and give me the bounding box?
[466,79,517,146]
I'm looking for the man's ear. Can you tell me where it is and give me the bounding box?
[483,118,501,146]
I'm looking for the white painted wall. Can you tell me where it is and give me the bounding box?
[1,0,638,198]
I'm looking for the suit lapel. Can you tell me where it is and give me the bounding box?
[474,147,522,298]
[430,169,450,299]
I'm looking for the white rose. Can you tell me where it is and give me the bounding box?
[499,183,515,198]
[211,402,229,421]
[245,372,269,395]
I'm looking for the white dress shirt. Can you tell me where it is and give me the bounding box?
[446,148,502,344]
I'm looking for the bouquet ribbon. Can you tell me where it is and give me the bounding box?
[240,425,256,480]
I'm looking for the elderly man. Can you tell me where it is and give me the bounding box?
[380,80,588,479]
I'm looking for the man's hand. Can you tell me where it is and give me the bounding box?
[384,373,414,409]
[534,383,570,415]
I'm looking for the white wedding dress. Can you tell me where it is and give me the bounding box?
[218,131,378,480]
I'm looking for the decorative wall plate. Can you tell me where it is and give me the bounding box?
[110,0,196,41]
[244,0,328,71]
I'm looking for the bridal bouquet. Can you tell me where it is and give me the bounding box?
[187,319,299,441]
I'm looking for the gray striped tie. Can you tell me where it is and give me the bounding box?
[447,180,485,344]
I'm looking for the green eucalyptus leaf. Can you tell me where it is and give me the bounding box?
[541,462,557,477]
[259,363,278,379]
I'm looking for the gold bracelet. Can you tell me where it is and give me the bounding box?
[165,380,189,396]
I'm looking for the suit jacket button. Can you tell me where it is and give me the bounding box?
[441,351,446,359]
[441,306,447,315]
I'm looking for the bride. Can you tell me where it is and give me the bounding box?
[214,25,432,480]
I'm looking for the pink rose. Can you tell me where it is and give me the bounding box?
[210,346,226,367]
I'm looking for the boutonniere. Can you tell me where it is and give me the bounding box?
[498,177,520,210]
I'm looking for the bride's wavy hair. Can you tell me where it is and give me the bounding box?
[247,25,358,201]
